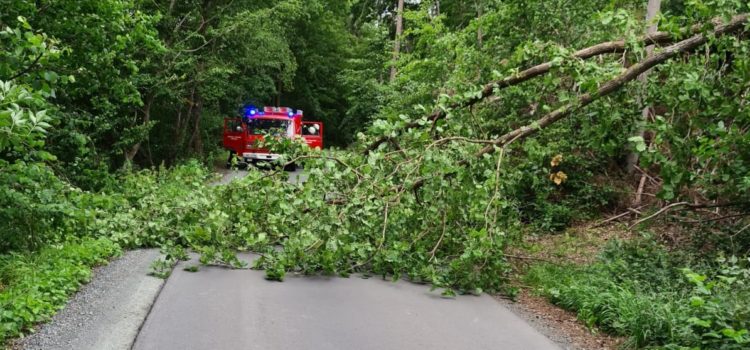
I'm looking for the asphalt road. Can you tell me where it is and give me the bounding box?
[133,254,559,350]
[132,168,560,350]
[215,167,308,186]
[17,249,164,350]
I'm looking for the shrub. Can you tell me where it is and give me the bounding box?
[526,240,750,349]
[0,238,121,344]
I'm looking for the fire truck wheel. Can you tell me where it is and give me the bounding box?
[284,162,297,172]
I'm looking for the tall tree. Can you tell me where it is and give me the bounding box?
[475,0,483,49]
[626,0,662,175]
[390,0,405,81]
[628,0,662,206]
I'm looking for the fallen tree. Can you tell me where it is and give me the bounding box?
[364,13,750,154]
[471,13,749,159]
[105,12,750,299]
[400,14,750,190]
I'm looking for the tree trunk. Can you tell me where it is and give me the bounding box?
[124,94,155,164]
[390,0,405,82]
[174,86,195,162]
[187,1,211,157]
[276,79,283,106]
[189,93,204,156]
[626,0,662,175]
[476,1,483,49]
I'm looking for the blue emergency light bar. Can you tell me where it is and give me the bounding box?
[244,106,303,118]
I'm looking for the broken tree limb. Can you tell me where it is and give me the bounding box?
[363,14,748,154]
[678,212,750,224]
[504,254,554,263]
[630,201,750,228]
[592,205,648,227]
[403,14,748,192]
[472,14,749,160]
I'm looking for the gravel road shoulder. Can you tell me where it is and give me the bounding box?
[493,290,622,350]
[13,249,164,350]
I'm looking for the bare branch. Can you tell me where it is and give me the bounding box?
[630,200,750,228]
[679,213,750,224]
[7,52,44,81]
[504,254,554,263]
[429,210,448,262]
[592,206,647,227]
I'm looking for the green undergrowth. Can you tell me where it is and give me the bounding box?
[0,238,121,343]
[0,161,212,345]
[525,239,750,349]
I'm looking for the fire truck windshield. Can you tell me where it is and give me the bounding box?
[246,119,290,136]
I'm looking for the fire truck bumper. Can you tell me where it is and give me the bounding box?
[243,152,281,162]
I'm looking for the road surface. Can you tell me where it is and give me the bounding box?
[133,168,560,350]
[133,253,559,350]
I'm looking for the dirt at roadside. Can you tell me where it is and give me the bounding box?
[495,290,623,350]
[498,223,633,350]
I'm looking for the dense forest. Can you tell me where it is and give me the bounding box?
[2,0,750,348]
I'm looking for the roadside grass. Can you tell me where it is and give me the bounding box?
[523,237,750,349]
[0,238,121,345]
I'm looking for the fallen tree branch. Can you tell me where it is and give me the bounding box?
[363,14,748,154]
[630,201,750,228]
[472,14,749,160]
[592,206,647,227]
[504,254,554,263]
[407,14,749,193]
[678,212,750,224]
[260,154,365,181]
[7,52,44,81]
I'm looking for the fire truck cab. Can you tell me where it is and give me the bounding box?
[223,106,323,168]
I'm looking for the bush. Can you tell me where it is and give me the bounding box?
[505,141,619,232]
[0,238,121,344]
[0,161,72,251]
[0,160,223,344]
[526,240,750,349]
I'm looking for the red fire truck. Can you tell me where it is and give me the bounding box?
[223,106,323,169]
